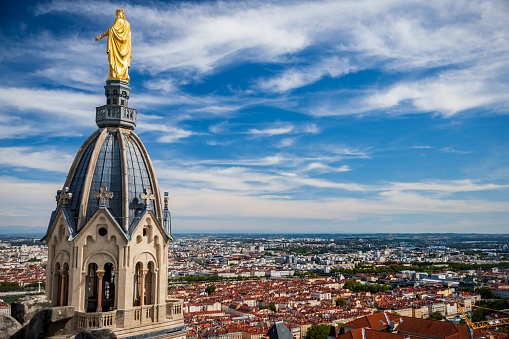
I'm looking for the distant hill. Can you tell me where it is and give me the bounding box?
[0,226,46,236]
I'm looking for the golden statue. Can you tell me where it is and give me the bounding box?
[95,9,131,81]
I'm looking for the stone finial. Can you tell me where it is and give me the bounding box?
[140,187,155,209]
[94,186,114,208]
[57,187,73,205]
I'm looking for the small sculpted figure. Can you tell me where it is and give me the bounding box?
[96,9,131,81]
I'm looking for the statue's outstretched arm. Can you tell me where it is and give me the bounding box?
[95,31,108,41]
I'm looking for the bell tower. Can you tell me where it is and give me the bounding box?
[43,9,185,339]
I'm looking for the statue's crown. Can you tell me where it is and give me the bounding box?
[116,8,124,14]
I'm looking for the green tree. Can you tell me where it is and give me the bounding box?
[475,288,496,299]
[305,324,331,339]
[0,282,22,292]
[260,304,276,312]
[336,298,346,307]
[205,285,216,295]
[428,311,444,321]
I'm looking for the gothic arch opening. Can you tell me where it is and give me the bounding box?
[52,262,61,306]
[85,263,98,312]
[61,262,69,306]
[85,262,116,312]
[133,262,143,306]
[146,261,155,305]
[103,262,115,311]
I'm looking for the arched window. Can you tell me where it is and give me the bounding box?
[61,262,69,306]
[145,261,155,305]
[85,263,98,312]
[103,262,115,311]
[134,262,143,306]
[53,262,61,306]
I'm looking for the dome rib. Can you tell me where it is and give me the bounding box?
[77,128,109,230]
[117,129,130,231]
[130,131,163,218]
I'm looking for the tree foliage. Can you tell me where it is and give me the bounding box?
[305,324,331,339]
[205,285,216,295]
[343,280,389,293]
[0,282,22,292]
[471,299,509,323]
[336,298,346,307]
[475,288,496,299]
[428,311,444,321]
[260,304,276,312]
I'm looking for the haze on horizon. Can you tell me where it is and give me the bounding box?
[0,0,508,234]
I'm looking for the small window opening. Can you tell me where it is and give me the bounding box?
[143,228,147,236]
[121,99,125,106]
[98,227,107,236]
[113,98,118,105]
[107,99,110,105]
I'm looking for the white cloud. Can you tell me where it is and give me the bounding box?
[365,62,509,116]
[277,138,296,148]
[136,122,194,143]
[411,145,433,149]
[441,147,472,154]
[0,147,73,173]
[387,180,509,193]
[144,78,178,93]
[248,122,320,137]
[167,186,509,222]
[258,57,355,93]
[0,176,59,227]
[0,87,100,122]
[301,163,352,173]
[302,123,320,134]
[249,125,294,136]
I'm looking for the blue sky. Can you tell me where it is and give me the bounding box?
[0,0,508,233]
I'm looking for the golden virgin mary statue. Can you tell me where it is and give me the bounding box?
[95,9,131,81]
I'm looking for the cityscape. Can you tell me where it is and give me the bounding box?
[0,233,508,337]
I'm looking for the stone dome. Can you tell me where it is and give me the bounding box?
[48,127,165,238]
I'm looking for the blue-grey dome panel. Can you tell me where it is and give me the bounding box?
[68,135,98,226]
[123,133,154,230]
[86,132,123,226]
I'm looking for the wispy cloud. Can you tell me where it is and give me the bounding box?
[0,147,73,173]
[441,147,472,154]
[387,180,509,193]
[364,63,509,116]
[136,122,195,143]
[258,57,355,93]
[249,124,294,136]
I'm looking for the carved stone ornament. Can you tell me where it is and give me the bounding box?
[57,187,73,205]
[94,185,114,207]
[140,187,156,207]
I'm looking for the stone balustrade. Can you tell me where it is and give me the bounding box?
[95,105,137,129]
[166,299,184,320]
[77,310,116,330]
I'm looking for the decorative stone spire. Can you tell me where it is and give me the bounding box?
[163,191,171,236]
